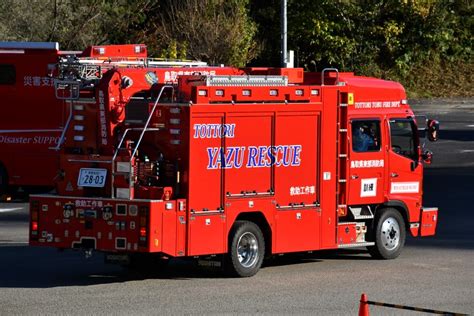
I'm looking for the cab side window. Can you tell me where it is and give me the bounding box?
[351,120,381,152]
[0,64,16,85]
[389,119,418,160]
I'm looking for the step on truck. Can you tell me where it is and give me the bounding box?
[29,56,440,276]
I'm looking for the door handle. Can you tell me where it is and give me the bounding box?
[391,172,399,178]
[351,175,359,179]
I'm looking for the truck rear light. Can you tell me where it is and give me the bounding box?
[311,89,319,96]
[139,206,149,246]
[31,221,39,234]
[198,89,207,96]
[295,89,304,96]
[269,89,278,96]
[31,201,40,238]
[215,89,224,96]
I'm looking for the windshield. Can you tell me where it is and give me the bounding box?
[389,118,419,161]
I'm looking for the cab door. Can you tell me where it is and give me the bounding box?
[348,119,386,205]
[387,118,423,215]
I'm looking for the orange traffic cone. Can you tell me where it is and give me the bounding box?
[359,293,370,316]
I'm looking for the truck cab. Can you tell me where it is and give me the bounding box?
[341,74,438,257]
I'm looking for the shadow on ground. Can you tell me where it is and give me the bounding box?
[0,165,471,288]
[438,129,474,142]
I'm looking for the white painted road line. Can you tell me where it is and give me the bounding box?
[0,207,24,213]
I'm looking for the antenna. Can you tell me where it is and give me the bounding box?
[281,0,287,68]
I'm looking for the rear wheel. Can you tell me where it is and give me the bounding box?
[226,220,265,277]
[368,208,406,259]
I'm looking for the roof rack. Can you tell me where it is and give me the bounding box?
[205,75,288,86]
[56,55,209,81]
[72,57,207,68]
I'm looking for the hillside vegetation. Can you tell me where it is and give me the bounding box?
[0,0,471,97]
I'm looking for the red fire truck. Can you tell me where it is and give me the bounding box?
[0,42,237,197]
[29,54,439,277]
[0,42,65,196]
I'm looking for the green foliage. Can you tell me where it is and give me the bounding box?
[0,0,258,66]
[0,0,154,49]
[0,0,471,96]
[144,0,259,66]
[253,0,473,97]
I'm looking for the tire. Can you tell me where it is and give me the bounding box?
[368,208,406,259]
[226,220,265,277]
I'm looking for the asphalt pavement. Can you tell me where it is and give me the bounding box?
[0,99,473,315]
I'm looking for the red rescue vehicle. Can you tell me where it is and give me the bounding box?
[0,42,238,196]
[29,54,439,277]
[0,42,65,195]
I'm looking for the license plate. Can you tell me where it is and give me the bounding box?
[77,168,107,187]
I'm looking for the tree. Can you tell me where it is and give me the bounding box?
[143,0,259,66]
[0,0,154,50]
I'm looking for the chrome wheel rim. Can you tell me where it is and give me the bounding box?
[381,217,400,251]
[237,232,259,268]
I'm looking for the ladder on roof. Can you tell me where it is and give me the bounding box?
[56,55,208,82]
[53,54,208,100]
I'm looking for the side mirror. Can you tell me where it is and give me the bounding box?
[427,119,439,142]
[422,150,433,165]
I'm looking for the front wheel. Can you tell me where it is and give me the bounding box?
[368,208,406,259]
[226,220,265,277]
